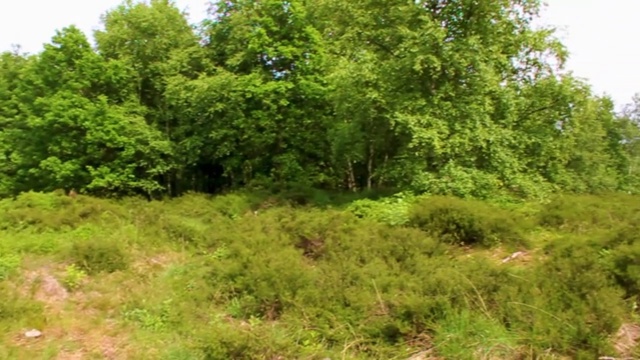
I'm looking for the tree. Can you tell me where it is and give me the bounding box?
[0,26,173,197]
[618,94,640,190]
[172,0,333,189]
[0,0,637,199]
[312,0,571,197]
[0,47,31,196]
[95,0,200,194]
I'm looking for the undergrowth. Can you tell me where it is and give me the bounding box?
[0,191,638,359]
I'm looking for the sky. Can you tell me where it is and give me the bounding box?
[0,0,638,108]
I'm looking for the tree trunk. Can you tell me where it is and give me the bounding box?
[346,158,357,192]
[378,153,389,186]
[367,143,374,190]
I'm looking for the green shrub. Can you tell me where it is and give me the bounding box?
[0,191,128,232]
[539,194,640,231]
[0,231,63,255]
[68,238,129,274]
[209,193,255,219]
[604,226,640,298]
[1,191,637,358]
[408,196,529,247]
[269,182,332,207]
[195,321,292,360]
[0,254,20,280]
[494,240,625,357]
[62,264,87,291]
[206,239,315,319]
[410,164,504,199]
[161,346,202,360]
[611,244,640,298]
[161,215,213,245]
[0,190,72,210]
[122,299,174,332]
[346,191,416,226]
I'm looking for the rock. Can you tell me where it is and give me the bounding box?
[24,329,42,338]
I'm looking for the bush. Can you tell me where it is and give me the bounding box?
[0,191,128,232]
[161,215,214,245]
[346,191,415,226]
[68,238,129,274]
[0,254,20,280]
[0,191,637,359]
[195,321,299,360]
[599,225,640,298]
[408,196,529,247]
[539,194,640,231]
[206,235,315,320]
[494,240,626,357]
[62,264,88,291]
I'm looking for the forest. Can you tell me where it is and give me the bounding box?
[1,0,639,200]
[1,0,640,359]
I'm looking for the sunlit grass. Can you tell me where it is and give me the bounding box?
[0,191,638,359]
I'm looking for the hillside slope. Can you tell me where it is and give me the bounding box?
[0,191,639,359]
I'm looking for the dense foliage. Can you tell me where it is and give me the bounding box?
[1,0,639,199]
[0,191,639,359]
[1,2,639,358]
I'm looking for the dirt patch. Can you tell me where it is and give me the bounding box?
[55,350,85,360]
[132,251,184,274]
[99,334,119,360]
[613,323,640,358]
[406,349,442,360]
[18,320,129,360]
[13,265,131,359]
[22,267,68,311]
[66,329,124,360]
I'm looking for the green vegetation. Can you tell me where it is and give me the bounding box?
[1,0,640,199]
[1,0,640,358]
[0,191,638,359]
[409,196,531,248]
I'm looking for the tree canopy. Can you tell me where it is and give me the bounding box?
[1,0,638,199]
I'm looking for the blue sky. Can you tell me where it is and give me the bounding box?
[0,0,638,108]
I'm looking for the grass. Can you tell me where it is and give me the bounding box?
[0,191,638,359]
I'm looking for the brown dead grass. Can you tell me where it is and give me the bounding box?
[613,323,640,358]
[131,251,186,274]
[7,252,187,359]
[9,260,134,359]
[406,349,443,360]
[53,322,127,360]
[22,267,69,311]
